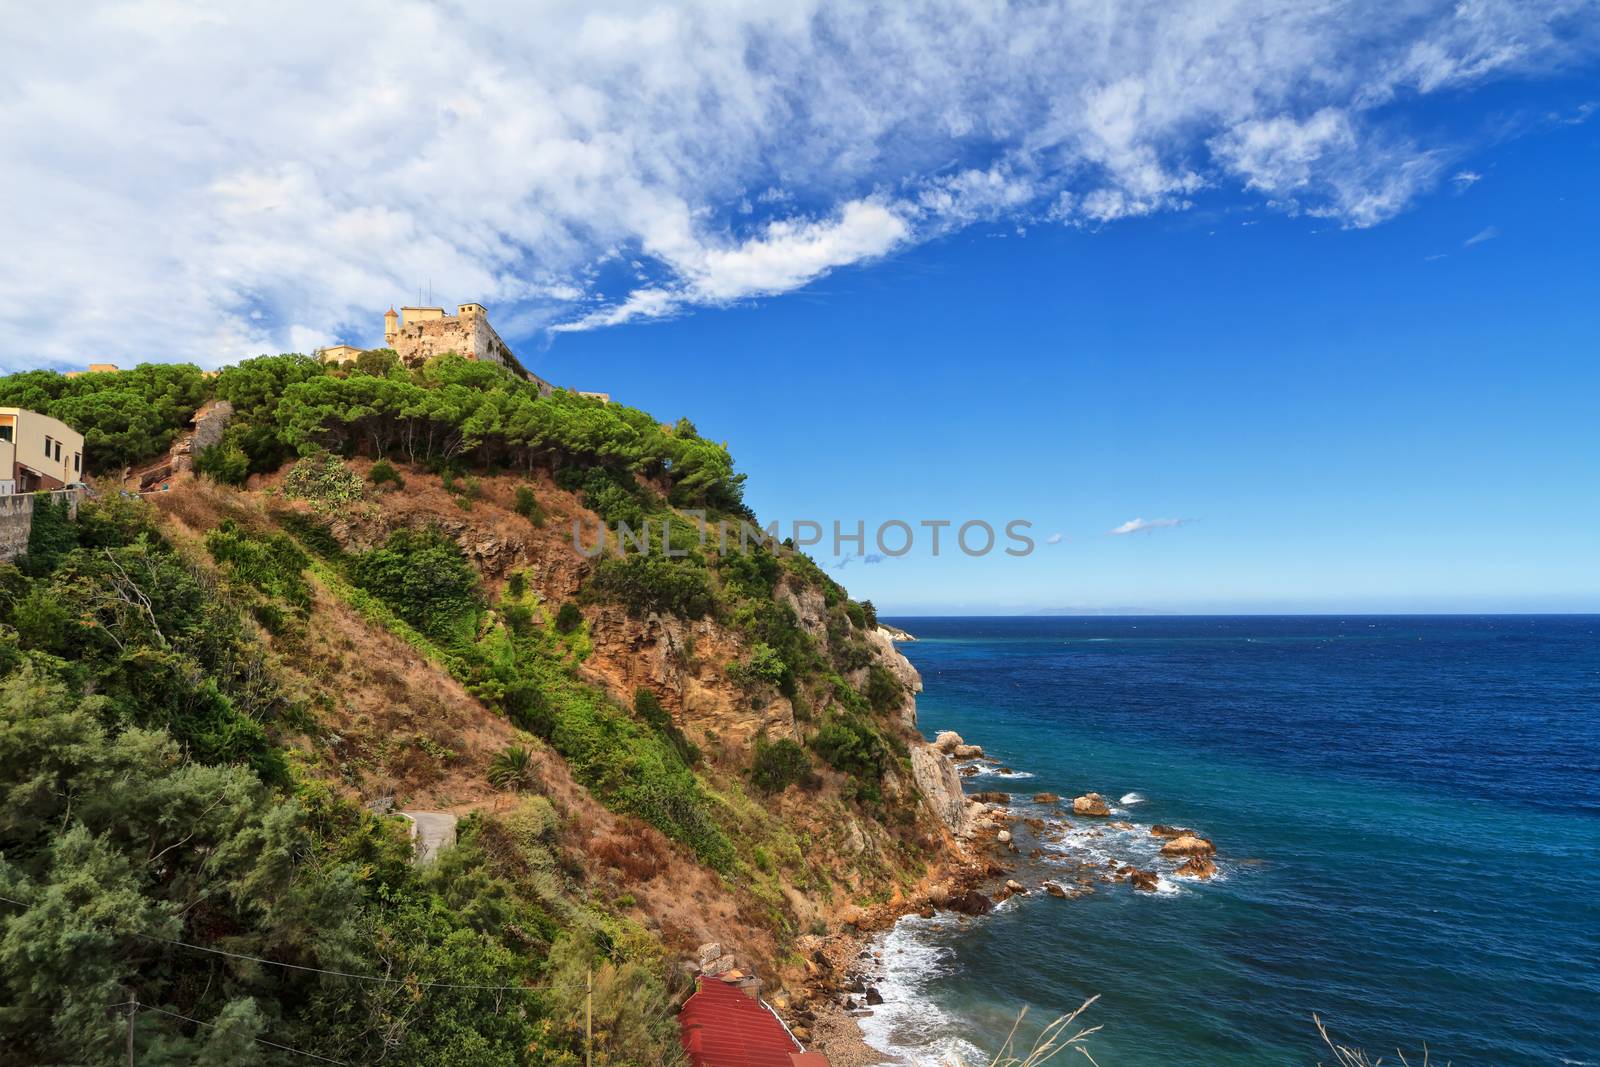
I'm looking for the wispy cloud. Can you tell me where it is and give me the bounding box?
[2,0,1595,366]
[1451,170,1483,190]
[1108,517,1190,536]
[1045,532,1063,545]
[1464,225,1500,246]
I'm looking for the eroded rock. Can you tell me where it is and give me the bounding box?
[1072,793,1111,817]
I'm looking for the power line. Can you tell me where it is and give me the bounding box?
[140,932,538,991]
[135,1002,349,1065]
[1,894,537,993]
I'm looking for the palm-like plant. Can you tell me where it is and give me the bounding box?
[487,744,538,793]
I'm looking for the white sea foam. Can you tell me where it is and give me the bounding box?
[1120,792,1145,805]
[856,917,988,1067]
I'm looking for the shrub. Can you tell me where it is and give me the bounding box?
[633,687,699,767]
[205,519,311,610]
[865,664,904,714]
[751,735,816,793]
[351,527,480,640]
[513,484,544,524]
[194,441,250,485]
[554,601,584,634]
[282,453,363,513]
[487,744,539,792]
[18,493,77,578]
[727,641,786,690]
[368,458,404,489]
[588,554,715,619]
[812,714,888,781]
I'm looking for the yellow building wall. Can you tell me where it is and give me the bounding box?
[0,408,84,486]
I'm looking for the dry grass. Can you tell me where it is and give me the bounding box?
[1314,1015,1447,1067]
[593,825,667,882]
[960,998,1101,1067]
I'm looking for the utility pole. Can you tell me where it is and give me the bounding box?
[585,964,593,1067]
[126,994,137,1066]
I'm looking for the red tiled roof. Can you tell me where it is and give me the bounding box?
[679,976,818,1067]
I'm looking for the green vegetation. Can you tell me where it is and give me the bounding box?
[751,734,816,793]
[194,437,251,484]
[588,552,716,619]
[554,600,584,634]
[513,483,544,524]
[282,452,364,513]
[280,510,735,871]
[633,687,700,767]
[369,457,405,488]
[487,743,539,792]
[0,349,928,1064]
[0,488,688,1067]
[350,527,481,642]
[0,363,208,472]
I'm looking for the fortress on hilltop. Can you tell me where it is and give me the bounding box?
[322,302,552,394]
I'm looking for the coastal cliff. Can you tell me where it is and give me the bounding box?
[0,353,999,1065]
[162,461,983,1055]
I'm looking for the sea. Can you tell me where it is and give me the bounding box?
[864,615,1600,1067]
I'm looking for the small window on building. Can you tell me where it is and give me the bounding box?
[0,425,12,443]
[74,453,81,473]
[54,442,62,462]
[44,435,51,452]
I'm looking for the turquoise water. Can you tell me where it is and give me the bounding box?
[865,616,1600,1066]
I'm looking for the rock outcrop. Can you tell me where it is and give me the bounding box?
[910,743,970,837]
[1160,833,1216,856]
[1072,793,1110,817]
[947,889,993,916]
[933,730,964,754]
[1175,856,1217,879]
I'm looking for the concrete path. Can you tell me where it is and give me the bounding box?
[401,811,458,864]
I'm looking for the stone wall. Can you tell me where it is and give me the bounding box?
[391,317,553,394]
[0,488,83,563]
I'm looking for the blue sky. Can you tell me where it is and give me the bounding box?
[3,3,1597,612]
[549,79,1600,614]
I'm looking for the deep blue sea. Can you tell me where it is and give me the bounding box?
[864,616,1600,1067]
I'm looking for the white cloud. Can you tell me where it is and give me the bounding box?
[1464,225,1500,246]
[1,0,1594,368]
[1045,532,1063,545]
[1452,170,1484,189]
[1108,517,1189,536]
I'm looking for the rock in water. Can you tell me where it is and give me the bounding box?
[1128,869,1160,892]
[1033,792,1061,803]
[1175,856,1217,879]
[948,889,993,916]
[1045,882,1067,898]
[1150,824,1191,839]
[933,730,965,754]
[1072,793,1111,817]
[865,987,884,1005]
[1160,833,1216,856]
[952,744,985,758]
[1005,879,1026,894]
